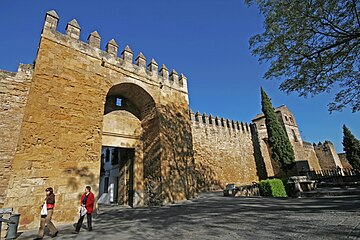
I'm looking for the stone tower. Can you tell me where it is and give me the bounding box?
[2,10,195,229]
[314,141,343,169]
[252,105,321,176]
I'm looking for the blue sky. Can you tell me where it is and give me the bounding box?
[0,0,358,152]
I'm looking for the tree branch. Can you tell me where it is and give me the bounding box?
[306,28,341,38]
[352,0,360,27]
[304,34,359,59]
[321,6,352,36]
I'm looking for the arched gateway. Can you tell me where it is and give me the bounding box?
[3,10,195,230]
[99,83,157,207]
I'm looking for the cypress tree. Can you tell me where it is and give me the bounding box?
[261,87,295,174]
[342,125,360,169]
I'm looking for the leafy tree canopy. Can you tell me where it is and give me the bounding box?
[246,0,360,112]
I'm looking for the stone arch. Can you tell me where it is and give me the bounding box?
[100,82,160,207]
[104,82,157,120]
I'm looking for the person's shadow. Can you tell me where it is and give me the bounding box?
[72,223,89,230]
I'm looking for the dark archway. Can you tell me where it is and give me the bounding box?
[104,83,156,120]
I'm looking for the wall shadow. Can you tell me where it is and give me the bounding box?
[158,102,197,203]
[192,162,222,192]
[65,167,97,192]
[250,124,268,180]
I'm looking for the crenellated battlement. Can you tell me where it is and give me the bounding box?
[312,140,343,169]
[41,10,188,93]
[189,109,251,134]
[313,140,335,150]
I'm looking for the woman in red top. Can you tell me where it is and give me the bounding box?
[74,186,95,233]
[35,187,58,239]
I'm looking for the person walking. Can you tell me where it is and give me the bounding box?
[74,186,95,233]
[35,187,58,239]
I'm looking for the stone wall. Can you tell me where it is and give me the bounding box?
[159,101,196,204]
[314,141,343,170]
[102,110,142,148]
[302,142,321,171]
[252,113,280,177]
[338,153,352,169]
[191,112,259,190]
[0,65,33,206]
[5,37,106,229]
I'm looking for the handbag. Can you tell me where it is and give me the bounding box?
[41,201,48,216]
[80,206,87,216]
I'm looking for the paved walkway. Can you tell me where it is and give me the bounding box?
[16,192,360,240]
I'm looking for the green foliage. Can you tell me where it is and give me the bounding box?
[246,0,360,112]
[261,88,295,173]
[259,179,287,197]
[343,125,360,168]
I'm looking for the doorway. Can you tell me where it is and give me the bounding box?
[99,146,135,207]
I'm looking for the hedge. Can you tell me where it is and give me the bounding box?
[259,178,287,197]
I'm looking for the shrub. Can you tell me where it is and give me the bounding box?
[259,178,287,197]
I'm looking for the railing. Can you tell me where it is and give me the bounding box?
[300,168,360,182]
